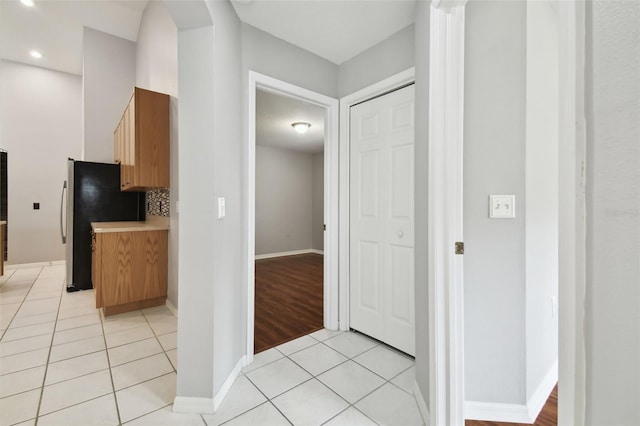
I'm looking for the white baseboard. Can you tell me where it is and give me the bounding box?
[5,260,65,269]
[165,299,178,317]
[213,356,246,411]
[527,361,558,421]
[255,249,323,260]
[173,397,214,414]
[465,401,531,423]
[413,380,431,426]
[465,362,558,423]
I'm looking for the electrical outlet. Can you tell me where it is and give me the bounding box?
[489,195,516,219]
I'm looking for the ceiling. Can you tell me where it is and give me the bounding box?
[0,0,147,75]
[1,0,416,76]
[1,0,414,150]
[230,0,416,65]
[256,89,325,154]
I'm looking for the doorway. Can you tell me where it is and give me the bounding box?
[246,72,339,364]
[253,89,326,353]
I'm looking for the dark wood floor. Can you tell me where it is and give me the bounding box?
[466,385,557,426]
[254,253,324,354]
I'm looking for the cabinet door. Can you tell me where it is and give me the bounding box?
[92,232,103,308]
[114,122,121,164]
[99,231,167,307]
[127,96,137,189]
[140,230,168,300]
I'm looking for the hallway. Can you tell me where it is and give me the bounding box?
[0,263,423,425]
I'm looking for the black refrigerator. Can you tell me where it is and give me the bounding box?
[62,160,145,291]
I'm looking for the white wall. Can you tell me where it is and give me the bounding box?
[83,27,136,163]
[585,1,640,424]
[338,24,415,97]
[464,1,527,405]
[525,0,559,401]
[135,0,180,309]
[255,146,312,255]
[312,152,324,251]
[413,0,430,413]
[0,60,83,264]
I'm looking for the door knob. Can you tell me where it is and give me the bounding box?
[398,231,404,238]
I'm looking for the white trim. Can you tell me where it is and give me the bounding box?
[172,397,214,414]
[254,249,323,260]
[338,67,415,332]
[165,299,178,317]
[465,402,530,424]
[247,71,340,365]
[527,361,558,421]
[414,380,431,426]
[213,356,246,411]
[557,1,586,424]
[428,2,467,425]
[465,361,558,423]
[5,260,65,269]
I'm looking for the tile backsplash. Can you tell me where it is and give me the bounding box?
[147,188,170,217]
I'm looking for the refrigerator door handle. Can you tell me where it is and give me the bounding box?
[60,181,67,244]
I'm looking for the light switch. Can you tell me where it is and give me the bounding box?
[489,195,515,219]
[217,197,225,219]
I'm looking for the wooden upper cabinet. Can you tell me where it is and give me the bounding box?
[114,87,170,191]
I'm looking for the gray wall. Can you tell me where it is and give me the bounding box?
[463,1,527,404]
[312,152,324,251]
[135,0,180,309]
[585,1,640,424]
[525,1,559,400]
[413,0,430,411]
[242,24,339,99]
[255,146,313,255]
[338,24,415,97]
[82,28,136,163]
[206,0,245,396]
[0,60,83,264]
[174,23,216,399]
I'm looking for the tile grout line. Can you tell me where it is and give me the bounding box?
[141,308,178,374]
[97,306,124,426]
[32,270,65,425]
[0,268,44,342]
[243,332,417,426]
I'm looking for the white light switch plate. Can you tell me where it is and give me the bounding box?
[489,195,516,219]
[217,197,225,219]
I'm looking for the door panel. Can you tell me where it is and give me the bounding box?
[350,84,415,356]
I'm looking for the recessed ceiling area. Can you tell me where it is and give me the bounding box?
[231,0,416,64]
[0,0,147,75]
[256,89,325,154]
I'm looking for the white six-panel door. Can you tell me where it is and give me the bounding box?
[349,84,415,356]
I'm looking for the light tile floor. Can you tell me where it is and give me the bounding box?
[0,264,424,426]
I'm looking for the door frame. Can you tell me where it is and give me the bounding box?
[426,0,586,424]
[338,67,415,332]
[246,71,339,363]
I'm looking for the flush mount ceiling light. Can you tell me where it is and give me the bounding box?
[30,50,42,59]
[291,122,311,134]
[20,0,35,7]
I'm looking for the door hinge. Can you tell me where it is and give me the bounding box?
[455,242,464,255]
[323,224,326,231]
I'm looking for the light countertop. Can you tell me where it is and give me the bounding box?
[91,216,169,233]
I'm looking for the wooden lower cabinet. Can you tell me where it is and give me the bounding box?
[92,229,168,316]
